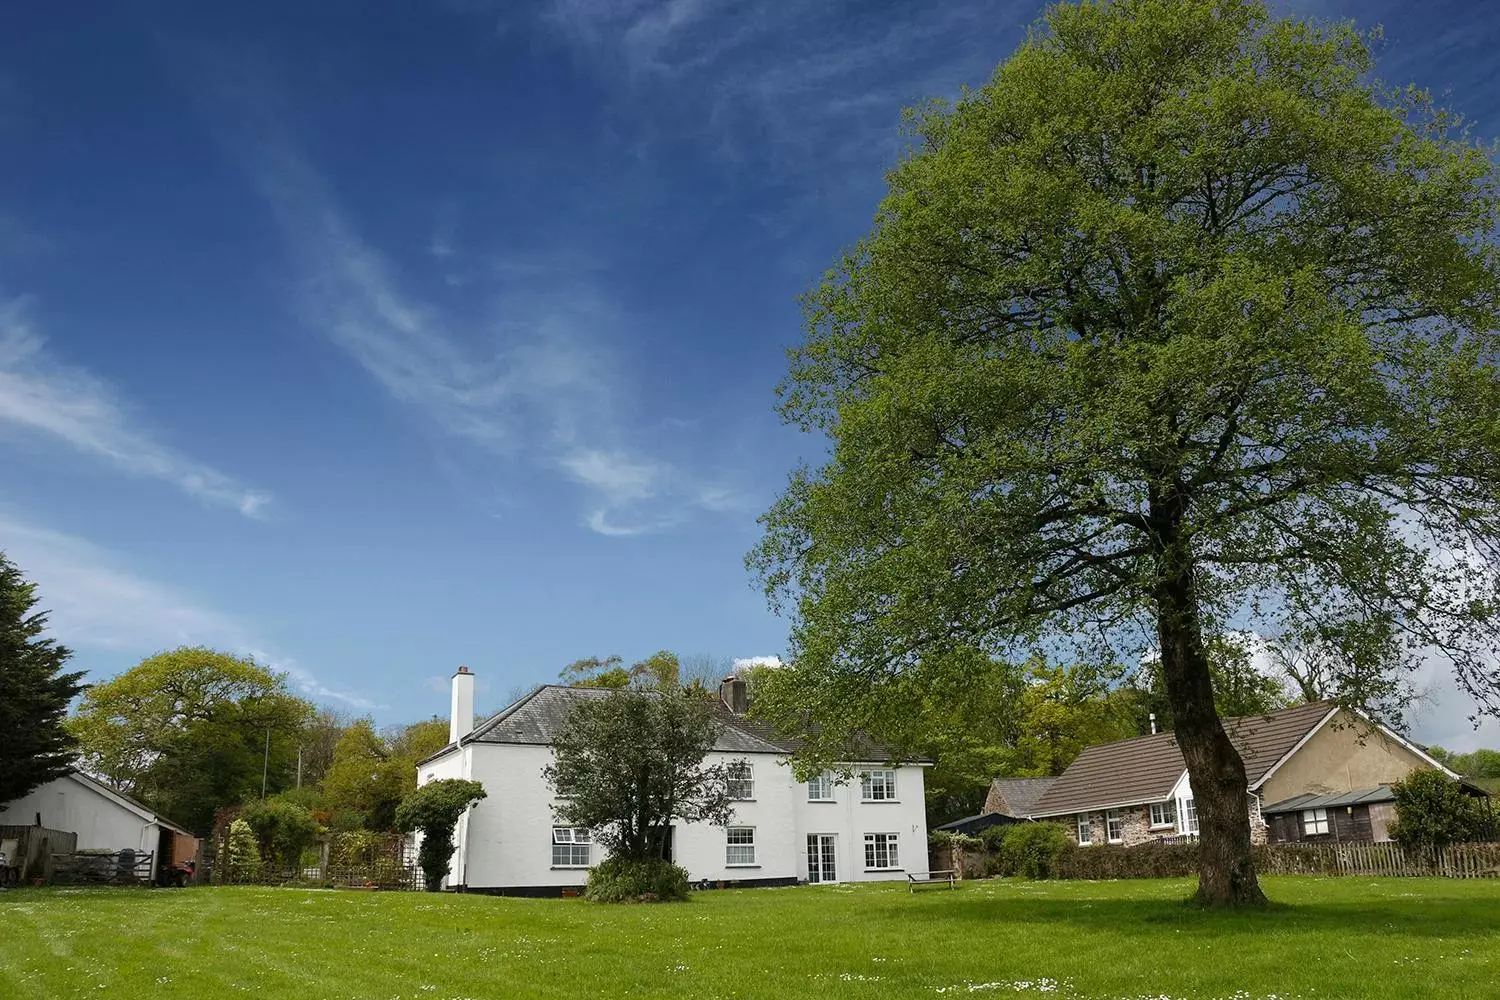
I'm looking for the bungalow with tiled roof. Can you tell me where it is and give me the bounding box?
[1027,701,1460,847]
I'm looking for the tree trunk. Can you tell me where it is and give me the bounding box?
[1151,485,1267,907]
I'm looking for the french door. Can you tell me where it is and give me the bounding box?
[807,834,837,884]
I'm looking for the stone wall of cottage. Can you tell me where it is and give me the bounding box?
[1061,802,1268,847]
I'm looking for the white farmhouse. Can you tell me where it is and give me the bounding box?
[416,668,930,895]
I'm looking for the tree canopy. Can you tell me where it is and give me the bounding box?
[0,551,85,804]
[544,688,735,863]
[752,0,1500,905]
[68,647,313,833]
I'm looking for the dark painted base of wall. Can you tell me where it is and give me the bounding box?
[455,875,799,898]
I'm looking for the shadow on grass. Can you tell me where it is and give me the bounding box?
[881,890,1500,941]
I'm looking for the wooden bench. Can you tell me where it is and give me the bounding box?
[908,869,957,892]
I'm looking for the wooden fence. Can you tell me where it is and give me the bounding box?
[1257,840,1500,879]
[0,825,79,884]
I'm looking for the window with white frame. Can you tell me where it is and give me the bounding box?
[726,761,754,800]
[726,826,756,866]
[1149,801,1177,829]
[551,827,591,867]
[807,772,835,801]
[860,769,897,801]
[1302,808,1330,836]
[1183,798,1199,834]
[1076,814,1093,846]
[1106,809,1124,843]
[864,832,900,870]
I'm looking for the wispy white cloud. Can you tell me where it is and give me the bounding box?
[195,64,741,536]
[0,511,375,709]
[732,654,782,672]
[531,0,1026,175]
[0,297,272,517]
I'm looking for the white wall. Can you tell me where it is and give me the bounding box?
[0,776,161,853]
[429,743,929,889]
[791,764,928,884]
[416,746,470,887]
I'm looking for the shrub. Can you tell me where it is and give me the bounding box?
[1055,841,1201,880]
[241,798,322,875]
[394,779,487,891]
[584,856,690,902]
[1390,770,1498,849]
[998,822,1073,879]
[977,824,1011,852]
[223,818,263,883]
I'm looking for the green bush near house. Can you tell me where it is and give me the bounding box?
[1390,770,1499,850]
[584,856,690,902]
[997,822,1074,879]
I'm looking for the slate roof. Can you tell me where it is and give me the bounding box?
[1030,700,1339,818]
[986,777,1057,818]
[1262,785,1396,815]
[935,813,1018,834]
[421,684,916,763]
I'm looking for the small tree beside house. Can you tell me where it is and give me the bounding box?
[395,779,486,892]
[543,687,736,902]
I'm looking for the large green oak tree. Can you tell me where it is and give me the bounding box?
[752,0,1500,906]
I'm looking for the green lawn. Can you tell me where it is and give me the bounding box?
[1,877,1496,999]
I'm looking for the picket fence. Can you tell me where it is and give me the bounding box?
[1257,840,1500,879]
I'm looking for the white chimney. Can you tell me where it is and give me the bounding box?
[450,666,475,744]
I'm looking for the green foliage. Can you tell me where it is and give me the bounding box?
[394,778,486,891]
[67,647,314,833]
[583,856,691,903]
[977,825,1011,852]
[321,719,406,830]
[544,688,735,864]
[750,0,1500,904]
[223,818,263,884]
[1428,747,1500,794]
[241,797,322,874]
[1128,634,1292,733]
[0,552,86,804]
[1390,770,1499,849]
[561,651,684,692]
[997,823,1075,879]
[320,716,452,831]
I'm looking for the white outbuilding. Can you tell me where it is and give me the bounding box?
[0,770,195,859]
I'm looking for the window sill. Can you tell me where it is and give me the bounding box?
[860,800,900,804]
[864,868,904,873]
[1107,840,1123,845]
[730,798,756,803]
[550,866,589,870]
[725,864,761,869]
[808,798,837,804]
[1148,824,1174,831]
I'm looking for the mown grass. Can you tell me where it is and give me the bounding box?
[1,877,1496,999]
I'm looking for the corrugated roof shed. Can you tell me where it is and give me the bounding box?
[1262,785,1396,814]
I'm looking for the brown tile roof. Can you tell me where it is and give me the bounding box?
[1030,701,1338,818]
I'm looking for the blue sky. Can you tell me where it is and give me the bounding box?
[2,0,1497,748]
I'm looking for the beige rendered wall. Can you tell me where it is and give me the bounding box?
[1259,712,1432,804]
